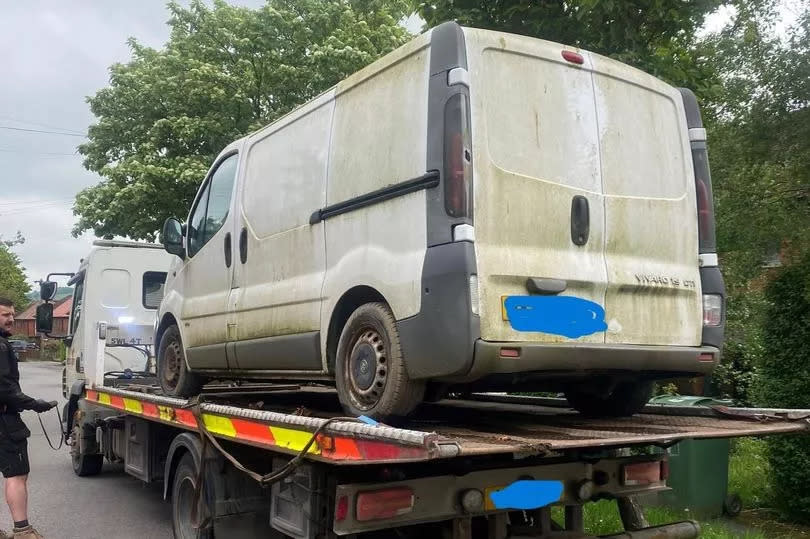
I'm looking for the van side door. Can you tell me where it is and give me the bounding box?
[228,95,335,371]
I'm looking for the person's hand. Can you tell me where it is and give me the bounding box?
[32,399,57,413]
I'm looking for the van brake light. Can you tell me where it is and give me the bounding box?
[561,50,584,64]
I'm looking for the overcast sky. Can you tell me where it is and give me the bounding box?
[0,0,264,288]
[0,1,798,290]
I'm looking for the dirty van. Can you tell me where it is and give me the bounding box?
[155,22,724,419]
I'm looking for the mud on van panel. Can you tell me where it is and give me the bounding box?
[155,22,724,420]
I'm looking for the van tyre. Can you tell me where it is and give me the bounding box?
[158,325,204,398]
[336,302,425,420]
[564,379,654,417]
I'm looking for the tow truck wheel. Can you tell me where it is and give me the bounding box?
[158,325,204,398]
[70,422,103,477]
[171,453,213,539]
[565,379,654,418]
[336,302,425,420]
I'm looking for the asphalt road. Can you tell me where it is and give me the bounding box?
[0,362,173,538]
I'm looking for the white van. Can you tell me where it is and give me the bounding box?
[156,23,724,419]
[55,241,173,396]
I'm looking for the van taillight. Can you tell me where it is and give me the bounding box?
[696,178,711,244]
[444,93,472,218]
[691,149,717,253]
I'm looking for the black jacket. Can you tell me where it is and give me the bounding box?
[0,330,36,440]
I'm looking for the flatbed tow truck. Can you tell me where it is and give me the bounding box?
[55,322,810,539]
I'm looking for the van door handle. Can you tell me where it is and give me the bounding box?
[224,233,232,268]
[239,227,248,264]
[526,278,567,295]
[570,195,590,246]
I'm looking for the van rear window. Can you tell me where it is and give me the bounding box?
[143,272,167,309]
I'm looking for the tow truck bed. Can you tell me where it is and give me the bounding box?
[71,381,810,538]
[85,385,809,464]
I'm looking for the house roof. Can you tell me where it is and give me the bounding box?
[17,296,73,320]
[53,296,73,317]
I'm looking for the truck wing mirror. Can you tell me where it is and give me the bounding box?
[39,281,57,301]
[36,303,54,334]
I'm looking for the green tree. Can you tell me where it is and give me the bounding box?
[412,0,728,94]
[756,251,810,522]
[0,244,30,311]
[703,7,810,403]
[1,231,25,248]
[75,0,411,240]
[708,8,810,272]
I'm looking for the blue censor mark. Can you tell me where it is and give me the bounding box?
[504,295,607,338]
[489,480,564,510]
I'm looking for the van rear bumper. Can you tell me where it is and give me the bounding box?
[452,341,720,383]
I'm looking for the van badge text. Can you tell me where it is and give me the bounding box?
[634,274,696,288]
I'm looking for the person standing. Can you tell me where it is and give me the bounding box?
[0,298,56,539]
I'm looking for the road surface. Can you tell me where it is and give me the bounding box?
[0,362,173,538]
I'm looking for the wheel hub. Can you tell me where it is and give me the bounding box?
[162,340,182,388]
[347,329,388,408]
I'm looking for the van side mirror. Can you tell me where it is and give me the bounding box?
[40,281,57,301]
[162,217,186,258]
[36,303,54,334]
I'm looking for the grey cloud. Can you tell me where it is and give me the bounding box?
[0,1,264,286]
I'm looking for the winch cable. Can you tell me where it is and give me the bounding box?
[183,394,363,532]
[37,405,65,451]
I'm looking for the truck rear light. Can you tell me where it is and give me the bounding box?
[702,294,723,326]
[355,487,414,522]
[444,93,472,219]
[622,461,665,486]
[335,495,349,522]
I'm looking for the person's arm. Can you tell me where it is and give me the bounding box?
[0,342,40,411]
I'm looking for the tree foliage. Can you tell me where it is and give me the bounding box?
[704,7,810,401]
[0,244,30,311]
[708,7,810,278]
[75,0,411,240]
[757,252,810,522]
[412,0,728,94]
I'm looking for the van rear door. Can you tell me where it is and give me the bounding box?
[590,57,702,346]
[467,30,608,345]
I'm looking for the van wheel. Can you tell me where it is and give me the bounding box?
[564,379,654,417]
[335,302,425,420]
[158,325,204,398]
